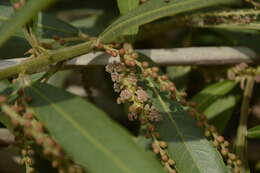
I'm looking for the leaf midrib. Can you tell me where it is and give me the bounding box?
[100,0,230,40]
[30,86,133,173]
[147,79,203,173]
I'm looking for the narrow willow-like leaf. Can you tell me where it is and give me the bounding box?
[117,0,139,38]
[0,5,79,39]
[99,0,241,42]
[191,80,237,112]
[204,94,240,132]
[137,55,229,173]
[0,0,55,47]
[0,5,79,58]
[247,125,260,139]
[25,82,164,173]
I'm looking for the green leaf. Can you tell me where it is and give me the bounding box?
[24,82,165,173]
[191,80,237,112]
[117,0,139,40]
[138,55,229,173]
[0,0,56,47]
[247,125,260,139]
[204,94,240,132]
[99,0,241,42]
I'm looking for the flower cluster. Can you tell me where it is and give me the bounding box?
[227,63,260,88]
[103,43,177,173]
[105,58,161,123]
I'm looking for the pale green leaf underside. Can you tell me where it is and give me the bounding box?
[99,0,241,42]
[204,94,240,132]
[191,80,237,112]
[25,83,164,173]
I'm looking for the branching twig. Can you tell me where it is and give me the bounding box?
[235,76,255,172]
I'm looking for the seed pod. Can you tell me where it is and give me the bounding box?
[159,141,168,148]
[24,129,33,138]
[161,154,169,162]
[111,51,118,57]
[24,112,34,119]
[13,2,22,9]
[179,92,187,97]
[212,140,219,147]
[169,86,176,92]
[161,75,169,81]
[147,124,156,132]
[52,160,60,168]
[233,168,240,173]
[227,159,232,165]
[142,71,149,77]
[153,147,160,154]
[204,130,211,137]
[221,149,229,156]
[35,123,44,133]
[151,67,159,72]
[129,60,136,67]
[11,118,19,127]
[141,61,149,68]
[223,141,229,147]
[151,72,158,79]
[161,85,167,91]
[45,137,56,147]
[228,153,236,161]
[24,120,32,128]
[131,52,138,59]
[168,159,176,165]
[216,136,224,143]
[236,159,242,166]
[119,48,126,55]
